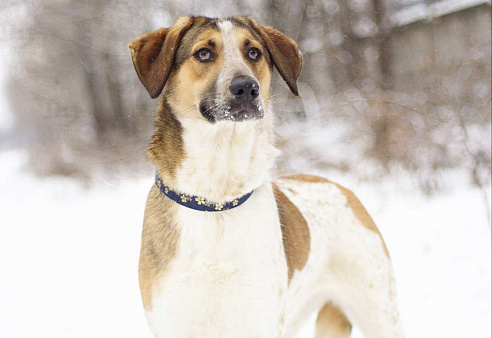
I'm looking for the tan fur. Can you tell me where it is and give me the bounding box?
[315,303,352,338]
[146,101,185,187]
[284,174,390,258]
[166,28,225,119]
[272,183,310,283]
[139,185,180,310]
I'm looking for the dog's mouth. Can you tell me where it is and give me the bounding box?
[199,100,264,123]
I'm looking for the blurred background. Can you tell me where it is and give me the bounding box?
[0,0,490,337]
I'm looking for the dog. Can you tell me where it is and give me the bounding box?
[129,16,405,338]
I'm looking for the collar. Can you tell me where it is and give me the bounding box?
[155,175,254,212]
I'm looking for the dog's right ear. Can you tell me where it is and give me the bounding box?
[128,17,193,99]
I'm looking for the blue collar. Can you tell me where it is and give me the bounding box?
[155,175,254,212]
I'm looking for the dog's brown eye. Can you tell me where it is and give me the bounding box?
[194,48,214,62]
[247,48,261,61]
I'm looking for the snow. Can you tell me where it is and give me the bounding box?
[0,149,490,337]
[0,150,151,337]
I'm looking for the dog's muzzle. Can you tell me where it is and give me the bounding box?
[199,76,264,123]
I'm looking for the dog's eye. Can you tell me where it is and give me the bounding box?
[194,48,214,62]
[247,48,261,61]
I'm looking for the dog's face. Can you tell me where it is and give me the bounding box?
[129,17,302,123]
[169,19,273,123]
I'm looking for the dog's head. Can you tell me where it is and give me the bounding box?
[129,16,302,123]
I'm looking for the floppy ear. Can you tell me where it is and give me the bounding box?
[128,17,193,99]
[248,19,303,96]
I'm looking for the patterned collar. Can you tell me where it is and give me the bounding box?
[155,175,254,212]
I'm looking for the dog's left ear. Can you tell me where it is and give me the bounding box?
[128,17,193,99]
[248,19,303,96]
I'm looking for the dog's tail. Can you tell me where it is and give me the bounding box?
[315,303,352,338]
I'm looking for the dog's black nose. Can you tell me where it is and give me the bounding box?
[229,77,260,102]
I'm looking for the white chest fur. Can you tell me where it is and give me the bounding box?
[147,184,288,338]
[175,115,278,204]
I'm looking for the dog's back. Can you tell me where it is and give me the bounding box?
[275,175,402,337]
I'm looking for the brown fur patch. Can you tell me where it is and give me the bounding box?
[272,183,311,283]
[283,174,390,258]
[139,185,181,310]
[129,17,194,99]
[147,100,185,187]
[315,303,352,338]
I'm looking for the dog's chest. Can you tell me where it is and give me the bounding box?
[147,185,288,338]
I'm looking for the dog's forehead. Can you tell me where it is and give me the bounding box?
[216,20,263,50]
[177,17,265,55]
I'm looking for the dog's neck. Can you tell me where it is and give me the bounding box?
[148,101,279,204]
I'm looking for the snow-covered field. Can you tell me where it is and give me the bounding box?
[0,149,490,338]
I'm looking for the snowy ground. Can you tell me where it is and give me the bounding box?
[0,149,490,338]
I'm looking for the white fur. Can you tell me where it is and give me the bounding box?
[174,116,278,204]
[147,184,288,337]
[216,20,256,98]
